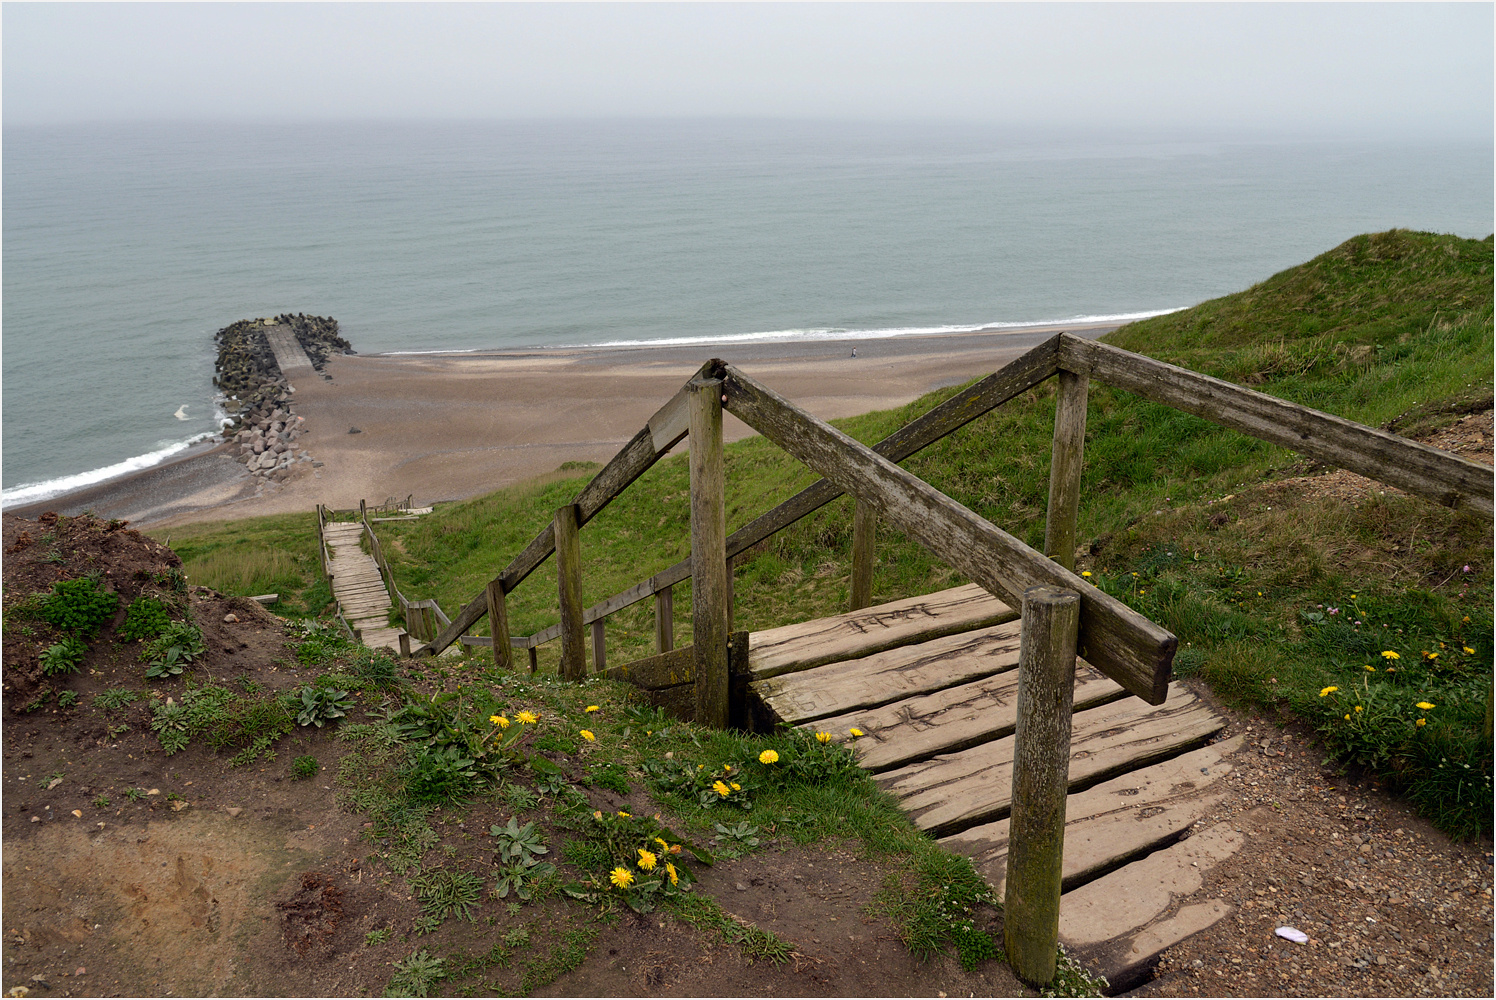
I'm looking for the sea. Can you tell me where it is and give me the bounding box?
[2,120,1491,506]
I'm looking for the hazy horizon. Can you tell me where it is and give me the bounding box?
[3,3,1491,141]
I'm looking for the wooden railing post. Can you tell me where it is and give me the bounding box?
[555,503,585,681]
[851,500,876,610]
[591,620,607,673]
[655,585,674,654]
[1004,585,1081,987]
[486,579,513,670]
[689,377,730,728]
[398,632,411,657]
[1044,370,1088,572]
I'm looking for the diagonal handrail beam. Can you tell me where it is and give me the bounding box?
[718,361,1177,705]
[1059,335,1494,517]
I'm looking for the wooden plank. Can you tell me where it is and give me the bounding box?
[850,501,876,610]
[810,661,1125,773]
[941,736,1244,897]
[747,583,1015,681]
[555,503,585,681]
[875,682,1223,837]
[583,576,656,625]
[1043,370,1088,571]
[648,386,692,454]
[591,620,607,673]
[1060,334,1495,517]
[655,585,674,654]
[722,364,1176,704]
[486,579,512,670]
[600,644,694,690]
[752,620,1025,725]
[690,378,730,728]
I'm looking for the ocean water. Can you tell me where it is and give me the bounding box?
[3,120,1491,505]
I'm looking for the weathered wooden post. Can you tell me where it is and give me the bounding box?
[486,579,512,670]
[591,619,607,672]
[398,632,411,658]
[554,503,585,681]
[1005,585,1080,987]
[655,585,674,654]
[1044,370,1089,572]
[851,500,877,610]
[689,377,730,728]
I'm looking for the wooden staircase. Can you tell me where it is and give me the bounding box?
[742,583,1246,991]
[322,521,405,652]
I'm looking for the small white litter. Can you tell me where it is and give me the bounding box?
[1275,926,1309,944]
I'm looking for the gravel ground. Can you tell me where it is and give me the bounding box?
[1129,682,1494,997]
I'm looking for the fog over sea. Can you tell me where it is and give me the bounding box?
[3,120,1491,506]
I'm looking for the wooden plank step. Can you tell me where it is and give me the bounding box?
[1057,823,1246,990]
[939,736,1244,896]
[749,620,1023,725]
[809,661,1127,772]
[746,583,1015,680]
[876,682,1224,836]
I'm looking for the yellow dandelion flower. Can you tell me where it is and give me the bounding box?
[849,727,864,737]
[1464,646,1476,655]
[610,867,634,889]
[494,716,510,729]
[489,715,503,724]
[669,843,681,854]
[1081,571,1092,578]
[638,848,658,871]
[713,780,731,797]
[666,862,679,886]
[1344,714,1351,721]
[654,836,668,850]
[730,782,741,791]
[580,729,595,741]
[1424,651,1439,660]
[1416,718,1427,727]
[585,705,600,713]
[1416,701,1435,710]
[617,811,630,818]
[593,810,603,820]
[1381,651,1400,660]
[1463,615,1471,623]
[815,732,832,743]
[759,750,780,765]
[516,711,538,724]
[1319,686,1338,697]
[1364,665,1376,672]
[1354,705,1363,713]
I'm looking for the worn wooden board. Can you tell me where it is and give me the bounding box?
[750,620,1025,725]
[1060,335,1494,517]
[941,736,1244,895]
[814,661,1126,773]
[747,583,1015,681]
[876,682,1224,836]
[723,364,1177,704]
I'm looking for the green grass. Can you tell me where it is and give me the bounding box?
[160,511,325,614]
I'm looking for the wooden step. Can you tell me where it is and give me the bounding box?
[940,736,1244,896]
[809,661,1126,772]
[750,620,1023,725]
[876,682,1224,836]
[746,583,1015,680]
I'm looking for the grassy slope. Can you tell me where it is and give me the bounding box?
[158,230,1494,836]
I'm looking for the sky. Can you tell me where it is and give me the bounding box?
[2,2,1492,140]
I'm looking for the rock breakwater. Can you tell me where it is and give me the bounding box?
[213,314,350,484]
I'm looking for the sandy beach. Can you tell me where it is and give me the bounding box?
[12,322,1117,529]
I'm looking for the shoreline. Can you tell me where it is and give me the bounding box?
[6,320,1120,529]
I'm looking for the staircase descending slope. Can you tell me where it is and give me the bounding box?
[742,583,1246,991]
[322,521,405,653]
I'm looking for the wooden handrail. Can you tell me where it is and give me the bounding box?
[1058,335,1493,517]
[719,361,1176,705]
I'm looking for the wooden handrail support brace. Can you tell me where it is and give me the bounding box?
[719,361,1176,704]
[689,377,730,728]
[1057,335,1494,517]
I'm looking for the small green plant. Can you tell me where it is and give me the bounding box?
[488,817,556,900]
[124,788,144,802]
[1042,944,1110,998]
[291,755,320,780]
[40,576,119,637]
[56,690,79,709]
[365,926,392,947]
[566,810,710,914]
[92,794,111,808]
[385,948,447,997]
[294,619,354,666]
[645,758,753,811]
[587,762,631,795]
[503,783,539,811]
[502,926,531,949]
[40,635,87,675]
[94,687,142,710]
[142,621,206,678]
[296,685,356,727]
[37,771,64,789]
[119,595,173,640]
[411,865,485,925]
[713,820,761,853]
